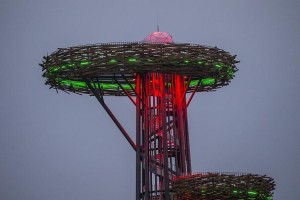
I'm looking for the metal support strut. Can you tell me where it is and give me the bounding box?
[86,80,137,151]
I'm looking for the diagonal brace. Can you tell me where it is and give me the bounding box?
[187,79,201,107]
[85,80,137,151]
[113,76,136,106]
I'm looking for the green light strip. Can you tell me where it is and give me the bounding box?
[188,78,215,87]
[49,63,75,73]
[80,61,90,65]
[59,80,134,90]
[128,58,137,62]
[248,191,258,196]
[57,77,216,91]
[215,63,224,69]
[108,59,118,64]
[232,190,238,194]
[189,80,199,87]
[230,189,272,200]
[201,78,215,85]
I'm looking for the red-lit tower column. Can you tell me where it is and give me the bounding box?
[136,73,192,199]
[135,32,192,200]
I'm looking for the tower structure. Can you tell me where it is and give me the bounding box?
[41,32,275,200]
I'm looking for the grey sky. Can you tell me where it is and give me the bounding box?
[1,0,299,199]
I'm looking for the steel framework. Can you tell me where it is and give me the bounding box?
[173,172,275,200]
[40,32,275,200]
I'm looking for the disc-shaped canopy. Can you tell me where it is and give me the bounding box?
[173,172,275,200]
[40,42,238,96]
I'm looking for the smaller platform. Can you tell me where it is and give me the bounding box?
[173,172,275,200]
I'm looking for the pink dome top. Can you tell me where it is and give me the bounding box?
[143,32,173,43]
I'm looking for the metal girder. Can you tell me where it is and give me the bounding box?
[85,80,137,151]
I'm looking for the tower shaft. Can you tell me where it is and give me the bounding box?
[136,73,192,200]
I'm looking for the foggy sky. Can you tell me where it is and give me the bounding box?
[1,0,300,199]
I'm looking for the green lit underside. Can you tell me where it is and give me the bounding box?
[57,78,215,90]
[231,190,273,199]
[196,189,272,200]
[47,59,235,90]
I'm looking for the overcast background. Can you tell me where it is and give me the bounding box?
[1,0,300,199]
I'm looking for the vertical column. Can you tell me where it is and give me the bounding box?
[145,74,150,199]
[136,74,142,200]
[161,74,170,200]
[173,75,192,176]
